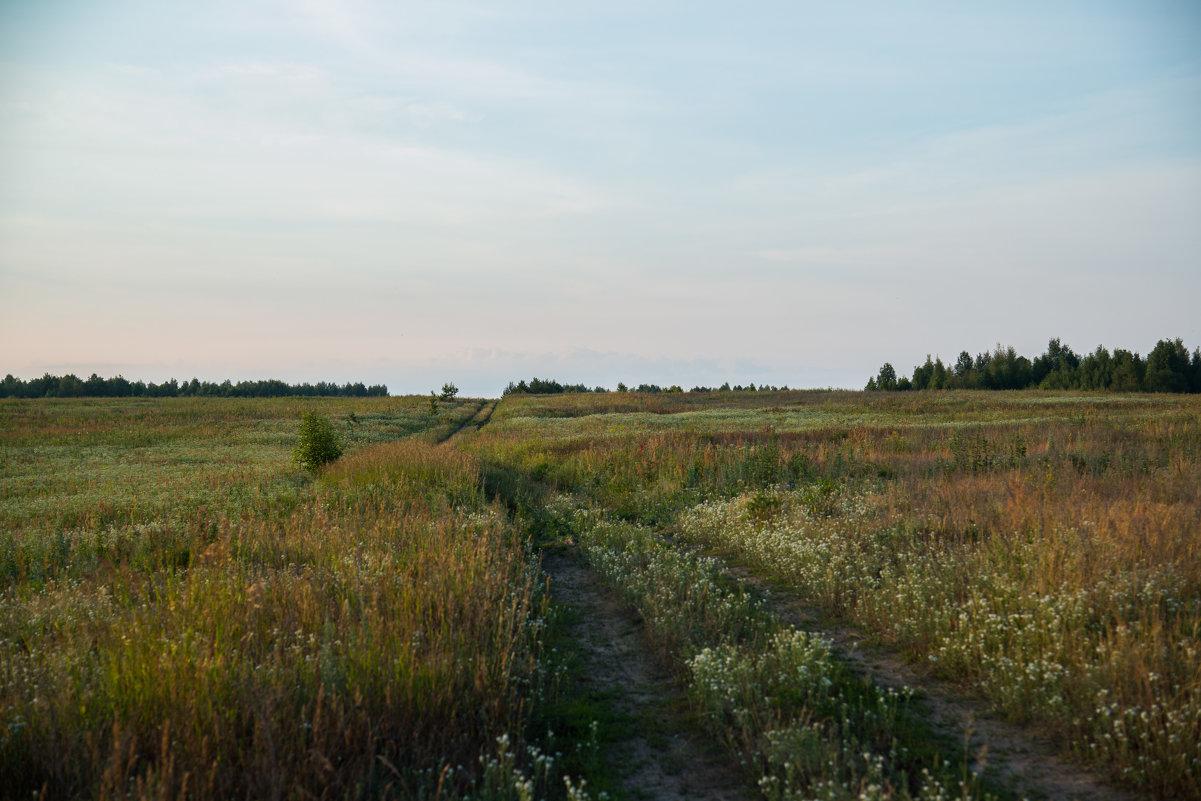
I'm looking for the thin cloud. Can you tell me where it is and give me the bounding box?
[756,248,879,266]
[2,2,1199,393]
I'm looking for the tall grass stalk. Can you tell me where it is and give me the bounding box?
[0,401,553,799]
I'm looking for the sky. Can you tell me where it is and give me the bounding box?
[1,1,1199,396]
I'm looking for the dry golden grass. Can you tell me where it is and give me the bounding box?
[7,390,1198,797]
[0,400,544,799]
[465,390,1201,796]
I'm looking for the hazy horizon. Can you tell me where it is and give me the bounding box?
[3,2,1200,397]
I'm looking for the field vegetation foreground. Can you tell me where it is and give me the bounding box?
[1,391,1198,799]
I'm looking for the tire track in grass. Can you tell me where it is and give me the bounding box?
[438,399,496,444]
[542,546,750,801]
[710,559,1140,801]
[556,501,1005,801]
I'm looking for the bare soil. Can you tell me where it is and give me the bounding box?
[542,548,750,801]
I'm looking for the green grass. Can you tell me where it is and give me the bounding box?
[0,396,577,800]
[460,389,1201,798]
[5,389,1198,799]
[536,496,994,800]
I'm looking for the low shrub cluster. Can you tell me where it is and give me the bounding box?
[292,411,344,471]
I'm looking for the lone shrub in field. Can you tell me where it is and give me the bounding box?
[293,411,343,471]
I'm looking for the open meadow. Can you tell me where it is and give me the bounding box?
[0,396,566,799]
[2,390,1198,800]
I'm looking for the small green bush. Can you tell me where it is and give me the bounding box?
[293,411,343,472]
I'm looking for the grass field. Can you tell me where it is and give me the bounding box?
[2,390,1196,799]
[0,396,572,799]
[463,390,1200,798]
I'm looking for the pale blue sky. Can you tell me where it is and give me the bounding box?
[2,1,1199,395]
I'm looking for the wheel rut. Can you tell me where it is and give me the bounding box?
[542,548,749,801]
[721,564,1142,801]
[438,399,496,444]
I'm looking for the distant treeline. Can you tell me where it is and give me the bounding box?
[1,373,388,399]
[866,338,1201,393]
[503,377,605,395]
[686,382,789,393]
[502,377,790,396]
